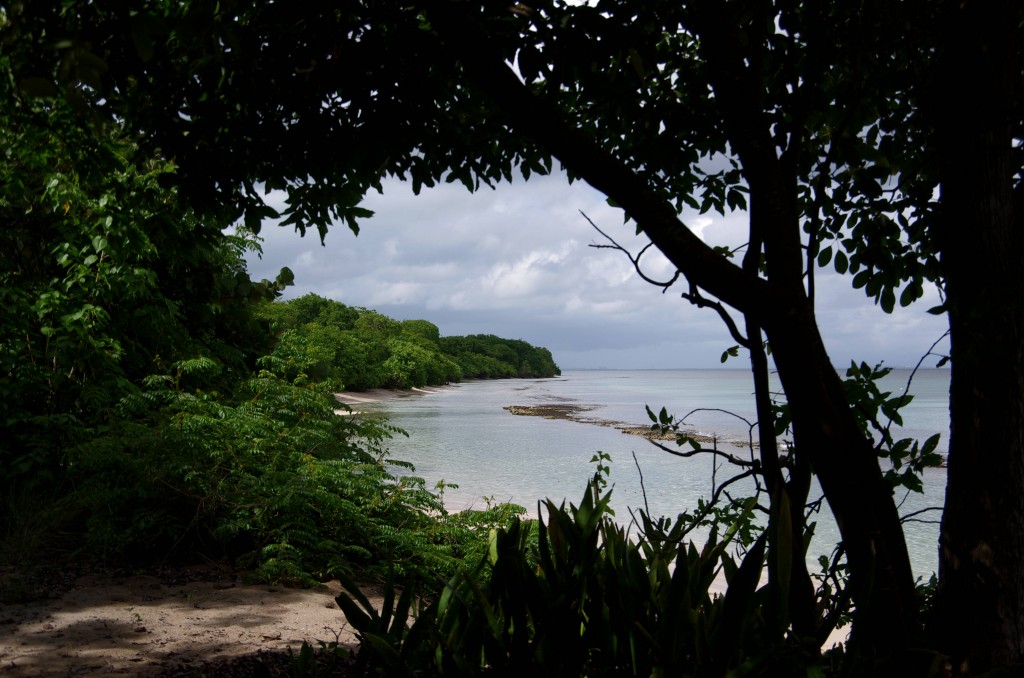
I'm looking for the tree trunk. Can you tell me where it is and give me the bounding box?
[692,4,922,650]
[930,0,1024,672]
[762,295,921,657]
[429,1,922,656]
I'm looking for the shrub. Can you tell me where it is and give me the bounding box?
[338,474,831,677]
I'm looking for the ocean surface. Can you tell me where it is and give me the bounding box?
[362,369,949,580]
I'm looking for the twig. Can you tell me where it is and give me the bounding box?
[680,281,750,348]
[881,329,951,443]
[646,438,757,467]
[900,506,942,524]
[583,210,748,347]
[632,450,652,517]
[584,211,681,290]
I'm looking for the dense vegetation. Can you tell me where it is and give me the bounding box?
[4,0,1023,674]
[339,468,839,677]
[255,293,559,391]
[0,58,553,584]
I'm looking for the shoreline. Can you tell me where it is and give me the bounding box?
[333,385,449,414]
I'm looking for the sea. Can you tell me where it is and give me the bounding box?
[361,369,949,581]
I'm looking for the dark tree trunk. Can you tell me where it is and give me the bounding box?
[930,0,1024,672]
[430,0,922,657]
[691,4,922,652]
[761,296,921,657]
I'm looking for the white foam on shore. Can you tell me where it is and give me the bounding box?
[333,385,451,410]
[411,386,446,394]
[334,393,384,405]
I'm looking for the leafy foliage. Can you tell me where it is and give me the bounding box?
[0,51,275,496]
[255,294,560,390]
[8,0,1021,668]
[73,360,485,581]
[0,54,516,582]
[439,334,560,380]
[840,362,944,494]
[338,473,845,677]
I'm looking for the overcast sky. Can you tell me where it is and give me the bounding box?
[243,171,950,370]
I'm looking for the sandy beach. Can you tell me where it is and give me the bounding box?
[332,386,447,414]
[0,565,383,676]
[1,388,448,676]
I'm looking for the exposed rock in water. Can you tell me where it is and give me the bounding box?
[504,404,597,419]
[504,403,750,447]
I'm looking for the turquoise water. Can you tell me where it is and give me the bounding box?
[364,369,949,579]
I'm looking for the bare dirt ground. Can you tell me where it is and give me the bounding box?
[0,566,377,676]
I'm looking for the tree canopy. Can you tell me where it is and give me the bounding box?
[0,44,534,588]
[256,293,560,389]
[3,0,1023,672]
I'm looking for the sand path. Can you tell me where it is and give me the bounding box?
[0,569,378,676]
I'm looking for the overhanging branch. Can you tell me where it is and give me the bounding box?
[584,211,681,291]
[424,0,778,321]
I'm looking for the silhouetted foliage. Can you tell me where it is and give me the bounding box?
[4,0,1023,671]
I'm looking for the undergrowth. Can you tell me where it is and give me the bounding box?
[5,356,521,586]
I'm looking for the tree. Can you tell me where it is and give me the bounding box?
[0,49,482,580]
[5,0,1022,669]
[926,1,1024,670]
[401,319,443,344]
[255,295,554,387]
[0,45,279,492]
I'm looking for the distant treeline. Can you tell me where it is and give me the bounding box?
[255,294,560,390]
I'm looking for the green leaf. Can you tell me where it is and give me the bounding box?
[881,287,896,313]
[335,591,375,632]
[921,433,941,457]
[899,284,918,307]
[834,250,849,274]
[817,246,833,267]
[276,266,295,286]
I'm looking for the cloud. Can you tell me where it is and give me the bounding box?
[243,171,949,369]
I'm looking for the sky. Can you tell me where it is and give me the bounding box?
[243,171,950,370]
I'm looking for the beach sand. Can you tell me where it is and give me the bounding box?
[332,386,447,414]
[0,566,381,676]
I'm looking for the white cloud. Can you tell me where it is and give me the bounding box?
[367,281,425,306]
[690,215,714,241]
[481,245,570,299]
[380,238,401,259]
[243,170,949,369]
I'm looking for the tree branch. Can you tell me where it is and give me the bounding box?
[424,0,778,320]
[679,282,750,348]
[646,437,757,469]
[584,211,681,291]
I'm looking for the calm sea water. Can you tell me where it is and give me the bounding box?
[364,369,949,579]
